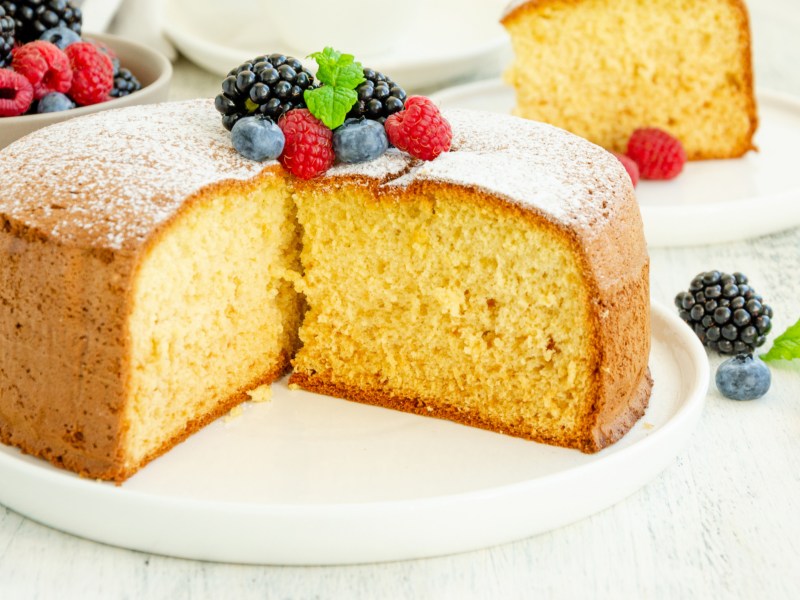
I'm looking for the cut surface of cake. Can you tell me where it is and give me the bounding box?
[502,0,758,160]
[0,99,652,482]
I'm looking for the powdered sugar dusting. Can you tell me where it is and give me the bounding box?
[392,109,631,238]
[0,100,630,252]
[0,99,266,251]
[325,148,412,182]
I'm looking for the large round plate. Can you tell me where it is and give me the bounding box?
[0,303,707,565]
[431,80,800,247]
[162,0,511,91]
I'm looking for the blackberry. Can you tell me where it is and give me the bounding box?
[214,53,316,131]
[110,67,141,98]
[1,0,82,44]
[0,5,13,68]
[675,270,774,355]
[347,68,406,124]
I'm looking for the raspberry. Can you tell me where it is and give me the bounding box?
[0,67,34,116]
[11,40,71,99]
[277,109,334,179]
[626,128,686,180]
[612,152,639,187]
[384,96,451,161]
[64,41,113,106]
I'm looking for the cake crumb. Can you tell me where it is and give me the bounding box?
[643,422,655,430]
[246,384,273,403]
[288,382,301,391]
[224,405,244,423]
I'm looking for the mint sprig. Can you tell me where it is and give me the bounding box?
[761,317,800,362]
[304,47,365,129]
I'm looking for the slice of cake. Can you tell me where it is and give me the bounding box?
[0,100,652,481]
[502,0,758,159]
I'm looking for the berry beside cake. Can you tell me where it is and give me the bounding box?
[502,0,758,160]
[0,51,653,482]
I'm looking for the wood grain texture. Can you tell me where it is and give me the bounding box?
[2,1,800,598]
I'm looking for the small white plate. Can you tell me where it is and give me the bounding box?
[431,80,800,247]
[162,0,511,91]
[0,303,706,565]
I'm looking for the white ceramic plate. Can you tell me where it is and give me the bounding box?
[431,80,800,247]
[161,0,511,91]
[0,302,706,565]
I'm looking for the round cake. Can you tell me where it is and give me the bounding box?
[0,99,652,481]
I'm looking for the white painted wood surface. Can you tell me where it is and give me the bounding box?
[2,2,799,598]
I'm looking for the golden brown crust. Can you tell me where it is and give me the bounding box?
[0,360,289,483]
[0,226,132,480]
[289,366,652,453]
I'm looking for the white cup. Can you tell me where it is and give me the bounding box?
[270,0,418,59]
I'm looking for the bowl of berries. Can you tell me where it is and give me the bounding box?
[0,1,172,149]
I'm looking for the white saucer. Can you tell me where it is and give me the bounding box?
[162,0,511,91]
[431,80,800,247]
[0,302,706,565]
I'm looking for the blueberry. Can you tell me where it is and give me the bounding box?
[715,354,771,400]
[39,26,81,50]
[37,92,75,113]
[332,118,389,164]
[230,116,284,162]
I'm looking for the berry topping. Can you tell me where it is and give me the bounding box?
[384,96,452,161]
[39,24,79,49]
[36,89,72,112]
[0,66,33,115]
[715,354,771,401]
[333,118,388,164]
[2,0,82,44]
[64,41,113,106]
[347,67,406,124]
[612,152,639,187]
[11,39,71,99]
[215,53,316,131]
[675,270,773,355]
[0,5,13,68]
[277,108,334,180]
[231,115,285,162]
[110,67,141,98]
[626,127,686,180]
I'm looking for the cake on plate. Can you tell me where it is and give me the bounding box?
[0,99,652,482]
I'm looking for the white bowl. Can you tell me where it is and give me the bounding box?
[1,32,172,149]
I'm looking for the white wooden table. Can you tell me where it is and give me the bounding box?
[2,3,799,598]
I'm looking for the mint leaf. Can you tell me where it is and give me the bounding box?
[304,86,358,129]
[308,47,365,89]
[761,316,800,362]
[304,47,365,129]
